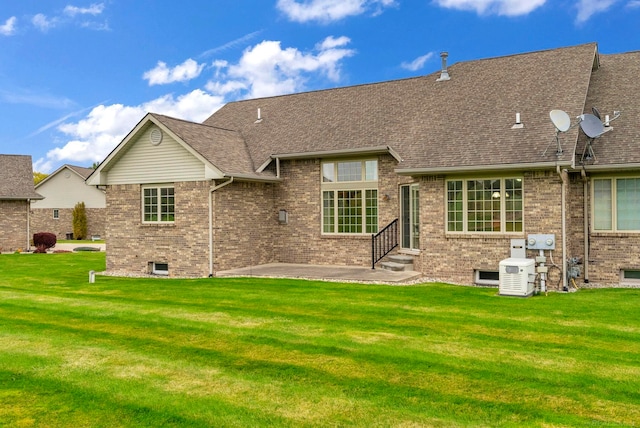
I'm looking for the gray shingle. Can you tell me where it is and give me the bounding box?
[0,155,44,200]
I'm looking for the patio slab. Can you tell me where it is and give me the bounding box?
[216,263,423,284]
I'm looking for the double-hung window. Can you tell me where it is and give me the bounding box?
[447,177,523,233]
[142,185,175,223]
[593,177,640,231]
[322,160,378,234]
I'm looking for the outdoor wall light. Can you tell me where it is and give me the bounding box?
[278,209,288,224]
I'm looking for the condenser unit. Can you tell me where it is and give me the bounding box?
[499,258,536,297]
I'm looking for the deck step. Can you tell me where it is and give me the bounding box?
[388,255,413,264]
[380,261,406,272]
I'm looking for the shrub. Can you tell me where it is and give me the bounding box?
[33,232,57,253]
[72,202,88,240]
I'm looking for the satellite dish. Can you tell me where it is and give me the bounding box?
[579,114,605,138]
[550,110,571,132]
[592,107,601,120]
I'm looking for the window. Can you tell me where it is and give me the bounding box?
[401,184,420,250]
[53,209,59,219]
[446,178,523,233]
[475,270,500,286]
[593,178,640,232]
[143,185,175,223]
[322,160,378,234]
[150,262,169,276]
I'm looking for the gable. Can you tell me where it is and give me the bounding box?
[32,166,105,209]
[105,125,211,185]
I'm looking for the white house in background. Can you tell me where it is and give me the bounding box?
[31,164,106,240]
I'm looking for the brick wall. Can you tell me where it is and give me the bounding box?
[0,200,29,252]
[105,181,210,277]
[30,207,105,240]
[418,171,566,288]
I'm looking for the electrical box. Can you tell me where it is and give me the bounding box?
[526,234,555,250]
[499,258,536,297]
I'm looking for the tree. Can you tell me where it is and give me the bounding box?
[72,202,88,240]
[33,171,48,185]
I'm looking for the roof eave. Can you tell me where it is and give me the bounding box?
[224,173,282,183]
[258,145,402,172]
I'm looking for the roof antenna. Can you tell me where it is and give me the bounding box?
[436,52,450,82]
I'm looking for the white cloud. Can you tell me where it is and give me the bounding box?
[32,13,57,32]
[434,0,547,16]
[36,90,224,171]
[0,16,17,36]
[277,0,396,23]
[575,0,618,23]
[628,0,640,7]
[38,36,354,171]
[143,59,206,86]
[64,3,105,17]
[401,52,434,71]
[208,36,355,99]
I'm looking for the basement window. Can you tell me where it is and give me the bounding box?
[150,262,169,276]
[621,269,640,285]
[475,269,500,286]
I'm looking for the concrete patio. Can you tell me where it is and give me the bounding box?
[216,263,424,284]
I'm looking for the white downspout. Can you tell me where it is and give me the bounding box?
[582,169,590,283]
[26,199,31,251]
[209,177,234,277]
[558,167,568,291]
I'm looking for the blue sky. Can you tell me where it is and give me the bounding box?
[1,0,639,173]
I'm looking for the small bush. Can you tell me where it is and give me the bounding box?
[33,232,57,253]
[72,202,88,240]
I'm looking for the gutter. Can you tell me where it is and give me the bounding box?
[396,160,574,175]
[581,168,590,283]
[208,177,234,277]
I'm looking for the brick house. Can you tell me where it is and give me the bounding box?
[31,164,106,240]
[0,155,43,252]
[87,43,640,287]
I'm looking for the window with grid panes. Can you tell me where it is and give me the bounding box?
[446,177,523,233]
[143,185,175,223]
[322,160,378,234]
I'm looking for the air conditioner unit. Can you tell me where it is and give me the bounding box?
[499,258,536,297]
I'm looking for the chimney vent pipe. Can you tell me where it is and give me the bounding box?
[436,52,450,82]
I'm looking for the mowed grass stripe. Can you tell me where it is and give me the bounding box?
[1,253,640,426]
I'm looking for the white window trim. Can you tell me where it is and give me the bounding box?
[592,176,640,233]
[475,269,500,286]
[620,269,640,285]
[445,176,524,234]
[151,262,169,276]
[142,184,175,224]
[321,159,378,235]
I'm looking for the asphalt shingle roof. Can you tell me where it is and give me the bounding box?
[203,43,600,173]
[0,155,43,200]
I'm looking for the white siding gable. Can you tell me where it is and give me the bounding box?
[106,126,210,184]
[32,168,106,209]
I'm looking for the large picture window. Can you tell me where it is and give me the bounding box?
[593,177,640,232]
[446,177,523,233]
[143,185,175,223]
[322,160,378,234]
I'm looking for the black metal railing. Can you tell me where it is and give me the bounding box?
[371,219,398,269]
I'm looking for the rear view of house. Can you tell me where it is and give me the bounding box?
[87,43,640,287]
[0,155,43,252]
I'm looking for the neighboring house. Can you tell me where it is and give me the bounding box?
[31,164,106,240]
[87,43,640,287]
[0,155,43,252]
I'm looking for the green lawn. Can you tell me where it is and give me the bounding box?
[1,253,639,427]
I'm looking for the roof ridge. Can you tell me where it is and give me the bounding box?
[150,112,239,133]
